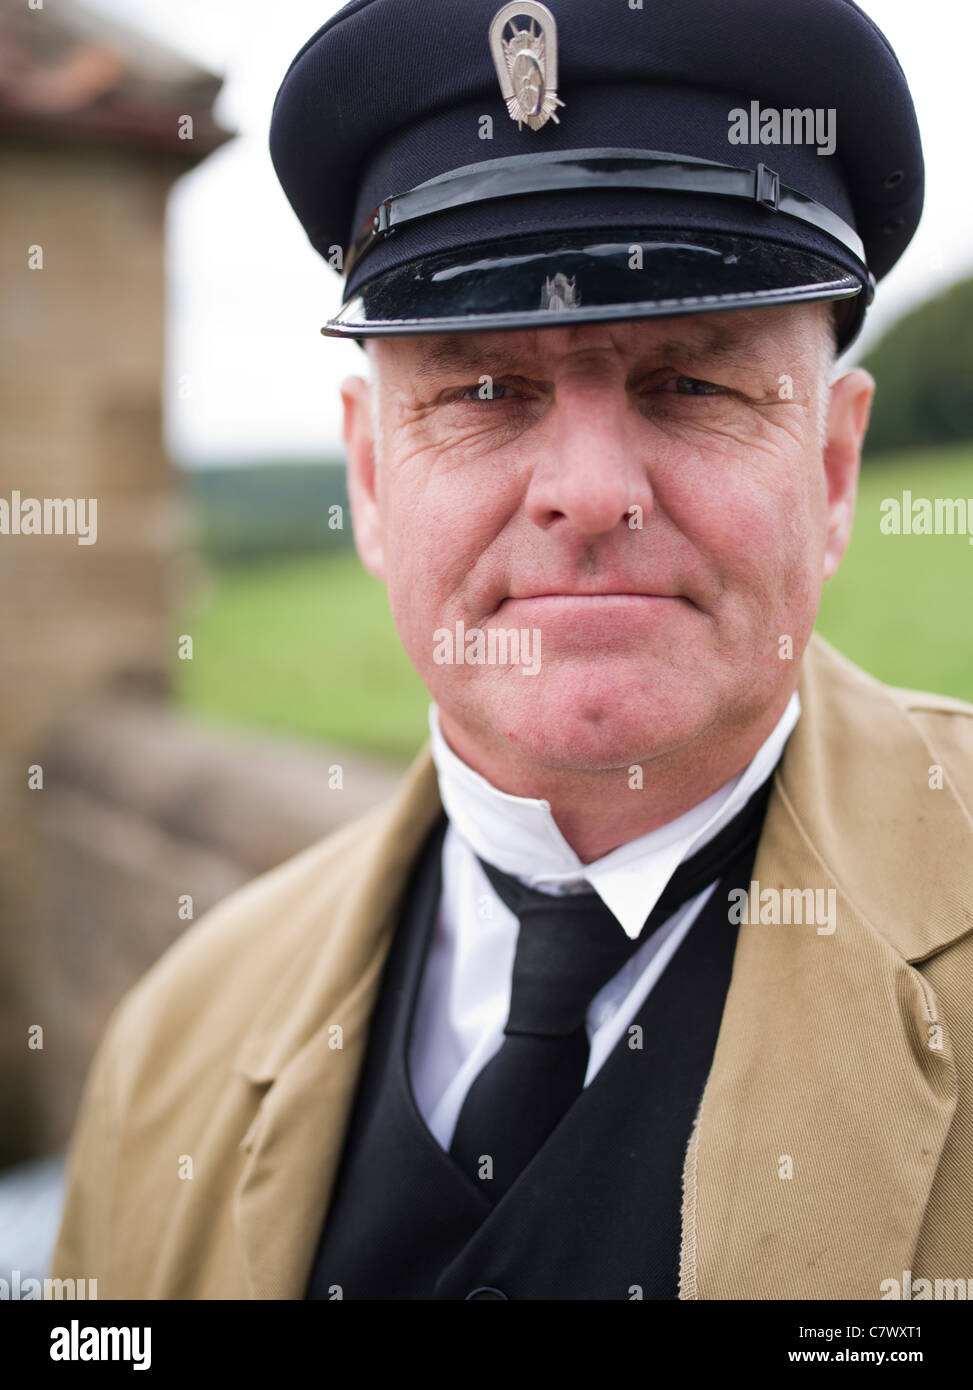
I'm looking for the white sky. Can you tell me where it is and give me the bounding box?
[80,0,973,466]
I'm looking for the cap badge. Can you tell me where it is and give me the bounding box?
[489,2,564,131]
[540,273,579,311]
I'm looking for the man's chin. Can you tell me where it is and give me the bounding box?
[445,671,711,775]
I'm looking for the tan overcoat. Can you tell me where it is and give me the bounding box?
[51,636,973,1298]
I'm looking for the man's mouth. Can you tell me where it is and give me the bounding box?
[496,589,691,608]
[491,592,696,625]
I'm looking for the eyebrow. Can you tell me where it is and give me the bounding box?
[412,338,524,381]
[662,324,769,367]
[410,322,772,380]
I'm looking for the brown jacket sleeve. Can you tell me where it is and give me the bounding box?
[49,1005,123,1294]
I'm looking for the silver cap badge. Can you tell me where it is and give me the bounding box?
[540,273,579,311]
[489,2,565,132]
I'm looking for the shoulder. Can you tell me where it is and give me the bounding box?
[788,638,973,932]
[884,679,973,726]
[51,745,441,1287]
[805,632,973,718]
[803,633,973,785]
[885,685,973,814]
[98,743,441,1099]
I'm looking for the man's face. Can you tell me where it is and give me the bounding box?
[343,304,872,780]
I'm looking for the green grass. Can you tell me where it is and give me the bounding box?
[175,549,430,761]
[175,444,973,758]
[816,442,973,697]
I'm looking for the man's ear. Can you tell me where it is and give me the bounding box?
[821,367,874,581]
[342,372,385,580]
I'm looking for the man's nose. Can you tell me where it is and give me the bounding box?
[522,381,655,535]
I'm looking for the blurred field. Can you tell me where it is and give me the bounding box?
[176,444,973,759]
[176,549,429,760]
[816,443,973,696]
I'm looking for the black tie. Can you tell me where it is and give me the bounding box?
[448,775,774,1200]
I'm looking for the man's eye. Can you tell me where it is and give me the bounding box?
[668,375,723,396]
[457,381,514,401]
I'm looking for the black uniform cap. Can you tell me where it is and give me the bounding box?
[270,0,923,351]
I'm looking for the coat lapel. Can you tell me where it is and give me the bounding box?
[230,748,444,1299]
[681,635,968,1299]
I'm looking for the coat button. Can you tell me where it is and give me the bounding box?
[465,1286,508,1300]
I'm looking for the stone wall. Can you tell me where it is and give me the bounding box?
[0,144,188,739]
[0,142,200,1165]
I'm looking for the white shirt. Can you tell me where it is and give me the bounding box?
[408,693,801,1151]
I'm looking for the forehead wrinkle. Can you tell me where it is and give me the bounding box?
[403,314,790,386]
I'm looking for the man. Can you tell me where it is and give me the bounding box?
[53,0,973,1300]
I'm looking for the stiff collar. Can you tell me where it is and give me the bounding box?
[428,694,800,940]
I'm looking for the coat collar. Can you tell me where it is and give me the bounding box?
[775,634,973,964]
[229,634,970,1298]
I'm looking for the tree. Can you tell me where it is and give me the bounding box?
[861,275,973,456]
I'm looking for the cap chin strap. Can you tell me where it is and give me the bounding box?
[343,147,872,287]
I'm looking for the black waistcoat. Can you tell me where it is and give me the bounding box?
[305,811,758,1301]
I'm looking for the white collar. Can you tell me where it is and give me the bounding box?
[428,693,800,940]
